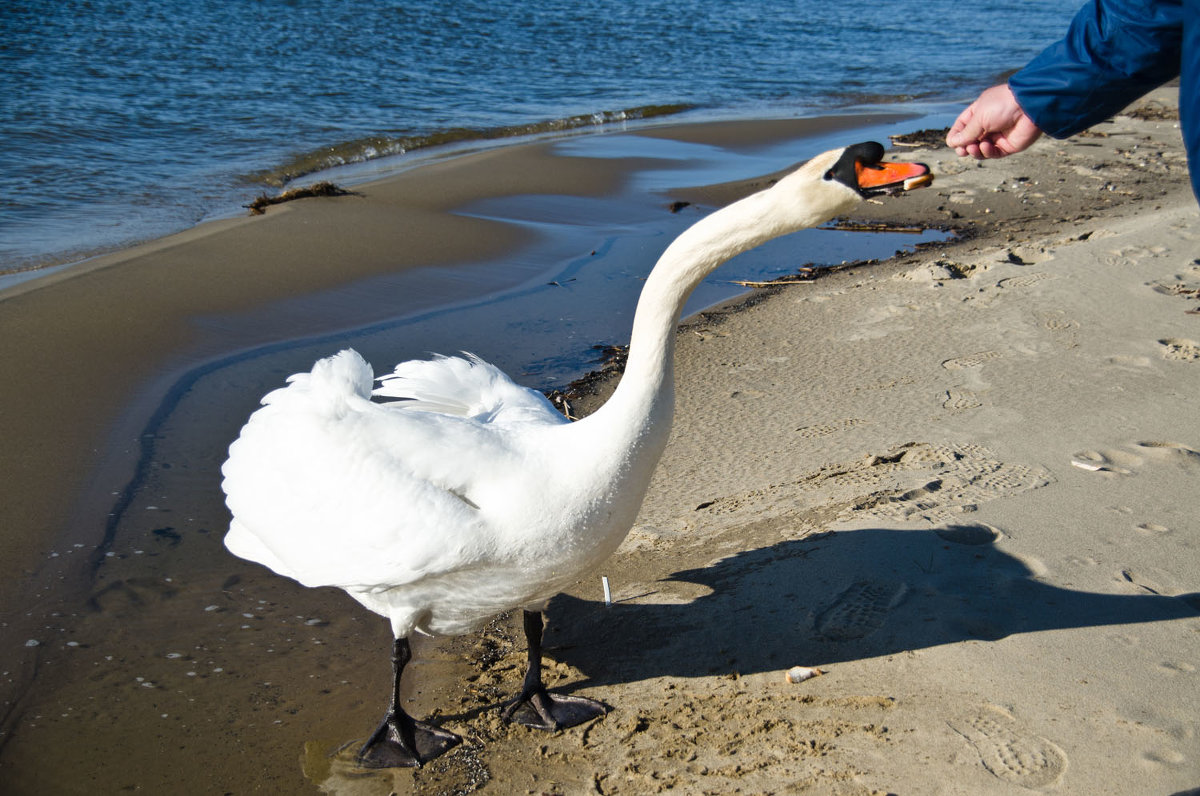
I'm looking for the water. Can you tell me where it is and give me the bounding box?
[0,0,1081,274]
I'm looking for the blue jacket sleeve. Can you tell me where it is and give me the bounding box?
[1009,0,1183,138]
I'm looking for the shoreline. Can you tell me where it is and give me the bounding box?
[0,106,941,292]
[2,89,1198,792]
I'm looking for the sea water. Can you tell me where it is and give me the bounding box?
[0,0,1082,275]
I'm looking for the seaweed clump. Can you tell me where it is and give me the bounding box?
[246,181,353,215]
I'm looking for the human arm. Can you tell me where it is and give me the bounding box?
[1008,0,1182,137]
[947,0,1184,158]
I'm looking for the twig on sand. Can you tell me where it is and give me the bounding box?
[728,268,819,288]
[729,278,816,288]
[823,220,928,234]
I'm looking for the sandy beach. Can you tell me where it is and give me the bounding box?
[1,88,1197,794]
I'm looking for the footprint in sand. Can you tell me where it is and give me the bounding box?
[1132,440,1200,466]
[967,462,1052,496]
[942,350,1003,371]
[1071,441,1200,475]
[1031,309,1081,349]
[814,580,907,641]
[1159,337,1200,361]
[942,387,983,411]
[1102,245,1165,268]
[896,262,961,283]
[87,577,181,613]
[1034,309,1080,334]
[1149,278,1200,300]
[934,522,1002,546]
[1119,568,1162,594]
[949,704,1067,789]
[1070,448,1142,475]
[1156,660,1197,675]
[997,271,1055,290]
[795,418,865,439]
[1116,567,1190,597]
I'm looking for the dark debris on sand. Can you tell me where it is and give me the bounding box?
[544,345,629,417]
[246,181,354,215]
[1124,101,1180,122]
[889,128,950,149]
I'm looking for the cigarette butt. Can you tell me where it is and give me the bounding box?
[602,576,611,607]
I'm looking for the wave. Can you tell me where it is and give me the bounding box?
[251,103,696,187]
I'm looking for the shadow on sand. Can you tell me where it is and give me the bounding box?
[542,524,1200,688]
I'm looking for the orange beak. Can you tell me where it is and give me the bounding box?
[855,159,933,195]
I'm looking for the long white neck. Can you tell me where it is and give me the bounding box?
[583,179,854,442]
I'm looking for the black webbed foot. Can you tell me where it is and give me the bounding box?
[500,610,608,731]
[358,710,461,768]
[357,637,461,768]
[501,686,607,730]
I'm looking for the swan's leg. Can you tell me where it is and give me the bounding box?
[500,610,607,730]
[358,638,461,768]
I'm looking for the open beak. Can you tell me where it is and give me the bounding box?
[855,159,933,196]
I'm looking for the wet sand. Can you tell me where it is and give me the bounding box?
[2,91,1198,794]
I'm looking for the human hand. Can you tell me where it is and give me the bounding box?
[946,84,1043,159]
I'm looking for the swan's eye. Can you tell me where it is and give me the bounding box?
[823,170,834,181]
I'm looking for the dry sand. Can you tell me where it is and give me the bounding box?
[1,89,1198,794]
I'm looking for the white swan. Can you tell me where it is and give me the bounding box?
[221,141,931,767]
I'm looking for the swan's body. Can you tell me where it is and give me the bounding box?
[225,349,653,637]
[221,142,930,767]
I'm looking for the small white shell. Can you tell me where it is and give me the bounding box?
[785,666,823,684]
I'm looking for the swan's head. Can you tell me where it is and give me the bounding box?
[821,141,932,198]
[773,141,932,223]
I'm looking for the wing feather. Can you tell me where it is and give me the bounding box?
[374,353,566,426]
